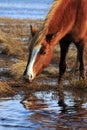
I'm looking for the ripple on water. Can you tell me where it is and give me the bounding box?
[0,90,87,130]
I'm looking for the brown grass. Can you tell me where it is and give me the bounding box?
[0,30,27,59]
[70,79,87,90]
[0,81,16,97]
[0,18,43,37]
[10,60,27,79]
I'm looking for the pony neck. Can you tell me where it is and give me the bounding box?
[42,0,78,46]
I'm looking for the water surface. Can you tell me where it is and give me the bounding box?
[0,90,87,130]
[0,0,53,19]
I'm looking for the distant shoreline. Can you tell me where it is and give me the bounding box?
[0,17,44,21]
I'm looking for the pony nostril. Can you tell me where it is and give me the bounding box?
[23,73,34,82]
[30,75,32,79]
[29,74,34,82]
[29,74,32,80]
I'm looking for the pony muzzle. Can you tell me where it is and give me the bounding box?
[28,73,35,82]
[23,72,35,82]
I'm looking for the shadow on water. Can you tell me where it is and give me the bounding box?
[0,85,87,130]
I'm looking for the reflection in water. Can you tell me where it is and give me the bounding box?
[21,95,48,110]
[0,89,87,130]
[21,89,87,130]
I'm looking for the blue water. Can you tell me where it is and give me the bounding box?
[0,0,53,19]
[0,90,87,130]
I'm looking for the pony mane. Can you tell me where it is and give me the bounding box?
[34,0,63,45]
[34,0,75,45]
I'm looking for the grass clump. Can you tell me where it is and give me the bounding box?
[0,31,27,59]
[10,60,27,79]
[0,29,7,43]
[70,79,87,90]
[0,81,16,97]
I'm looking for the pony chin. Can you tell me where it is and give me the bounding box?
[28,74,36,82]
[28,70,41,82]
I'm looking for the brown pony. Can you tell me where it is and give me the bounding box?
[24,0,87,82]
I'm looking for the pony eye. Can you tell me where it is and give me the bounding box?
[39,46,46,55]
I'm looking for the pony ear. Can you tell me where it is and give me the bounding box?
[46,34,53,43]
[30,25,38,37]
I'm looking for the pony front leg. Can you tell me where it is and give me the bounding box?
[75,41,85,79]
[58,37,71,83]
[58,60,66,83]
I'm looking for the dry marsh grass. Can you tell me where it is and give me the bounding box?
[2,39,26,59]
[70,79,87,90]
[0,30,27,59]
[10,60,27,79]
[0,81,16,97]
[0,18,43,37]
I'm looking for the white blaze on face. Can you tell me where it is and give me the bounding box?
[27,45,41,81]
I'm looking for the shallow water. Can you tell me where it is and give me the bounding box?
[0,89,87,130]
[0,0,53,19]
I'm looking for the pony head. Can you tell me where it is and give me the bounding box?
[23,25,54,82]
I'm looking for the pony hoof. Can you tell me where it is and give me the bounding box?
[58,99,66,107]
[58,77,64,84]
